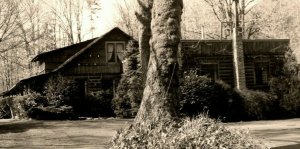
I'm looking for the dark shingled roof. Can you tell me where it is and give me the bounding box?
[31,27,132,62]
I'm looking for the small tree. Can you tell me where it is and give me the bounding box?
[43,74,79,107]
[113,40,143,118]
[270,48,300,116]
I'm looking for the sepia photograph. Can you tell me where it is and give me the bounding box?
[0,0,299,148]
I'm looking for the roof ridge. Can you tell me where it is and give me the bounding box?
[51,27,130,73]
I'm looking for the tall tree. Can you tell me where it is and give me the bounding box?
[135,0,152,84]
[134,0,183,123]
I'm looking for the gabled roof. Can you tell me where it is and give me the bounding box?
[31,27,132,62]
[51,27,133,73]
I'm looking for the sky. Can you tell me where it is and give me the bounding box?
[93,0,120,35]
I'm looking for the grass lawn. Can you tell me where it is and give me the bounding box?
[0,119,132,149]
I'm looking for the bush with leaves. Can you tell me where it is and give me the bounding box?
[180,70,246,121]
[112,72,143,118]
[27,105,75,120]
[79,90,115,117]
[0,97,13,119]
[112,40,143,118]
[43,74,80,107]
[0,92,46,119]
[269,48,300,116]
[109,114,267,149]
[238,89,278,120]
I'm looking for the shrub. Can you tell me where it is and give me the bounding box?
[109,114,267,149]
[0,97,13,119]
[112,40,143,118]
[78,90,115,117]
[11,95,36,119]
[2,92,46,119]
[27,106,75,120]
[269,48,300,116]
[180,70,245,121]
[43,74,79,107]
[112,72,143,118]
[238,89,278,120]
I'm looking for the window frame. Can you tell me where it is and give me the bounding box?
[105,41,125,63]
[254,61,270,86]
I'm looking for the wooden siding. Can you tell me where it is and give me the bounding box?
[43,43,89,72]
[63,29,131,76]
[181,39,289,89]
[181,39,289,56]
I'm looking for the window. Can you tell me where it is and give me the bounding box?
[254,62,269,85]
[200,63,219,81]
[106,42,125,63]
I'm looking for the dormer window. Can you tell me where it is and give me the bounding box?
[106,42,125,63]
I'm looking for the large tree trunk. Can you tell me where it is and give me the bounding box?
[135,0,152,84]
[135,0,183,124]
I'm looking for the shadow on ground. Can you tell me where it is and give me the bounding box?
[272,143,300,149]
[0,121,45,134]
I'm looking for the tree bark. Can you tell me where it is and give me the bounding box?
[135,0,183,124]
[136,0,152,84]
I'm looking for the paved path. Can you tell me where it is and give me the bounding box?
[227,118,300,149]
[0,118,299,148]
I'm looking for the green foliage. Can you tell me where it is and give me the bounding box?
[180,70,284,121]
[0,97,13,119]
[0,92,45,119]
[112,72,143,118]
[0,75,81,120]
[269,48,300,116]
[109,114,267,149]
[112,40,143,118]
[79,90,115,117]
[43,74,80,107]
[180,70,245,121]
[238,90,278,120]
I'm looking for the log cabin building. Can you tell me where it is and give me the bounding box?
[181,39,289,90]
[0,27,289,97]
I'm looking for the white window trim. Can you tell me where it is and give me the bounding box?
[105,41,126,63]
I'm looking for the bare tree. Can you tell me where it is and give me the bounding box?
[48,0,86,45]
[86,0,101,38]
[0,0,58,91]
[181,0,220,39]
[203,0,259,39]
[114,0,139,38]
